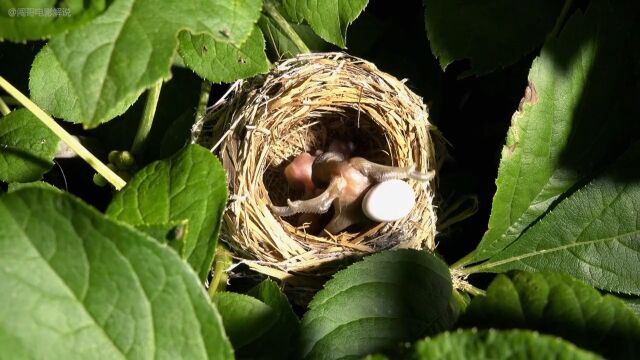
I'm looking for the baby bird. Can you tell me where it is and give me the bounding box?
[271,142,433,234]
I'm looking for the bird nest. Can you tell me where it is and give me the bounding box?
[192,52,439,281]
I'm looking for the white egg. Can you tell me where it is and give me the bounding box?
[362,179,416,222]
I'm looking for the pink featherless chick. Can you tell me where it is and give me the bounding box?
[273,141,433,234]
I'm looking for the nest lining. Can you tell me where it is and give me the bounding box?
[193,52,438,278]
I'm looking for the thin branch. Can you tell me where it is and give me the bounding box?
[0,76,127,190]
[464,284,486,297]
[0,96,11,115]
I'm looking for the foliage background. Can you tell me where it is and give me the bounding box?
[1,0,639,358]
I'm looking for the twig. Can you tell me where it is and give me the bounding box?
[0,96,11,115]
[0,76,127,190]
[463,283,486,297]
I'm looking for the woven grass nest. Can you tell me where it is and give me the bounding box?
[192,52,440,281]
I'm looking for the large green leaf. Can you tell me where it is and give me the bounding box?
[88,66,202,161]
[0,188,232,359]
[423,0,562,74]
[411,329,601,360]
[243,280,300,359]
[106,144,227,282]
[178,26,269,84]
[29,0,262,127]
[300,249,456,360]
[460,272,640,359]
[0,108,58,183]
[460,0,640,266]
[620,297,640,318]
[7,180,57,193]
[464,142,640,295]
[282,0,368,48]
[0,0,106,41]
[214,280,298,359]
[135,220,189,255]
[214,292,279,349]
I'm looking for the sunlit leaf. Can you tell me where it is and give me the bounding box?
[462,0,640,266]
[0,108,58,182]
[107,145,227,282]
[460,272,640,359]
[0,188,232,359]
[301,249,456,359]
[412,329,600,359]
[29,0,262,127]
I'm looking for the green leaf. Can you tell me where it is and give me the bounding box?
[213,280,299,359]
[178,26,269,84]
[0,0,106,41]
[461,0,640,266]
[411,329,601,360]
[7,180,58,193]
[29,0,262,127]
[363,355,390,360]
[460,272,640,359]
[106,144,227,282]
[0,188,232,359]
[465,142,640,295]
[258,14,330,58]
[619,297,640,318]
[243,279,300,359]
[423,0,563,74]
[0,108,58,183]
[89,66,202,161]
[282,0,368,48]
[300,249,456,360]
[157,111,194,158]
[135,219,189,255]
[214,292,279,349]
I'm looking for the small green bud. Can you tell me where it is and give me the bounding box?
[114,151,135,169]
[107,150,119,164]
[108,150,136,170]
[92,173,108,187]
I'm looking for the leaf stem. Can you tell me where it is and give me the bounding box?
[450,251,479,270]
[195,80,212,122]
[0,76,127,190]
[208,245,233,298]
[463,284,486,297]
[452,269,486,296]
[0,96,11,115]
[131,80,162,155]
[457,262,490,276]
[263,1,310,54]
[550,0,575,38]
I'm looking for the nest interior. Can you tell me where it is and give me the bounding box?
[193,53,438,279]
